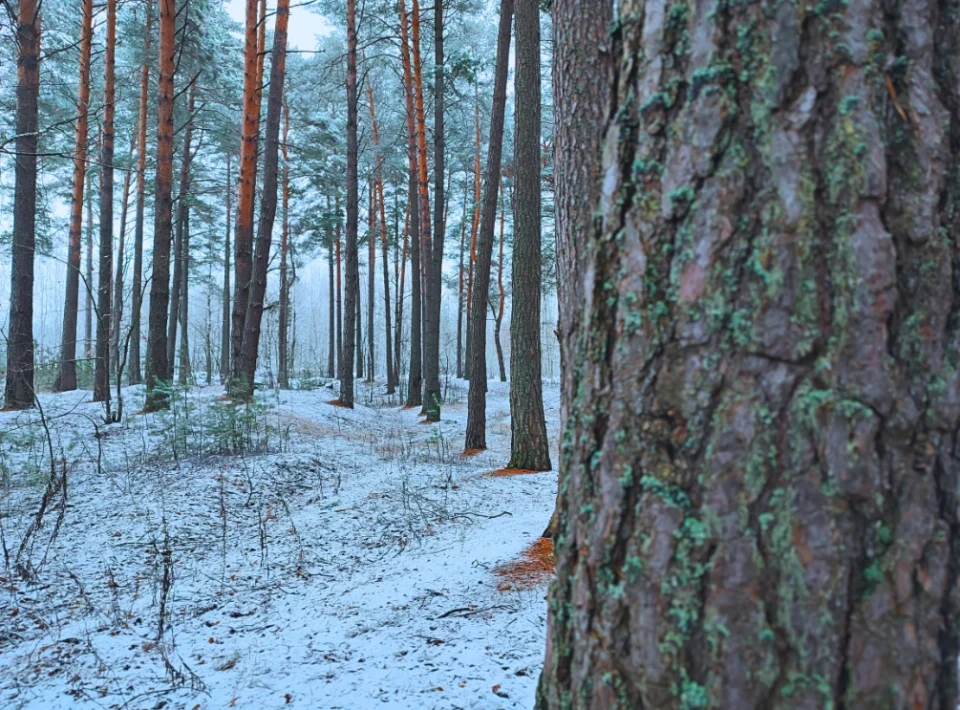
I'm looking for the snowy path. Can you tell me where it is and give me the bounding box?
[0,380,559,709]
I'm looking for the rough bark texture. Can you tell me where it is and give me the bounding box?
[340,0,359,407]
[221,152,232,382]
[129,0,152,385]
[4,0,40,410]
[543,0,611,539]
[237,0,289,399]
[54,0,92,394]
[538,0,960,707]
[464,0,512,451]
[507,0,550,471]
[230,0,264,387]
[143,0,176,411]
[93,0,117,404]
[399,0,422,408]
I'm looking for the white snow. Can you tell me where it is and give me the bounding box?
[0,379,559,710]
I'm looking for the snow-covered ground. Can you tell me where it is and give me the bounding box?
[0,379,559,710]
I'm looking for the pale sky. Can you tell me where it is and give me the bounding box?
[224,0,335,51]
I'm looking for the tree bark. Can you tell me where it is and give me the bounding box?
[395,205,409,387]
[541,0,611,539]
[177,203,191,386]
[506,0,549,471]
[398,0,422,409]
[327,196,336,379]
[464,88,481,381]
[111,136,134,381]
[538,0,960,706]
[167,83,196,383]
[129,0,153,385]
[221,152,232,382]
[339,0,359,407]
[336,198,343,380]
[230,0,265,387]
[143,0,176,411]
[3,0,41,409]
[456,183,467,379]
[93,0,118,405]
[279,100,291,389]
[53,0,92,394]
[421,0,444,420]
[494,184,506,383]
[464,0,511,451]
[85,162,94,362]
[367,181,375,382]
[237,0,290,399]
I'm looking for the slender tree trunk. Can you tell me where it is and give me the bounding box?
[494,185,506,383]
[237,0,290,399]
[279,100,291,389]
[143,0,176,411]
[111,136,134,380]
[129,0,152,385]
[541,0,611,539]
[167,83,196,382]
[336,199,343,378]
[368,83,395,394]
[456,184,467,379]
[327,199,336,379]
[3,0,41,409]
[464,89,481,380]
[539,0,960,706]
[420,0,444,420]
[355,285,363,379]
[399,0,422,408]
[220,153,232,382]
[506,0,549,470]
[395,205,409,387]
[366,182,375,382]
[464,0,512,451]
[340,0,359,407]
[177,205,191,386]
[53,0,92,394]
[93,0,118,405]
[85,168,94,362]
[230,0,265,387]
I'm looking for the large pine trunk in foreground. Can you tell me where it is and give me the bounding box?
[340,0,359,407]
[507,0,550,471]
[4,0,41,410]
[538,0,960,707]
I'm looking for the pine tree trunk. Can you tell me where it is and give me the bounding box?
[340,0,359,407]
[464,0,511,451]
[221,152,232,383]
[355,287,363,380]
[53,0,92,394]
[494,187,507,383]
[367,182,375,383]
[421,0,444,421]
[3,0,41,410]
[336,203,343,380]
[167,84,196,382]
[464,89,481,381]
[111,137,134,380]
[143,0,176,411]
[237,0,290,399]
[398,0,422,409]
[541,0,611,539]
[177,206,191,386]
[538,0,960,706]
[368,83,395,394]
[230,0,265,388]
[456,185,467,379]
[85,169,94,362]
[129,0,152,385]
[93,0,117,405]
[506,0,550,471]
[395,206,408,387]
[279,101,291,389]
[327,202,336,379]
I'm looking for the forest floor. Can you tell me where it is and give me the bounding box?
[0,378,559,710]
